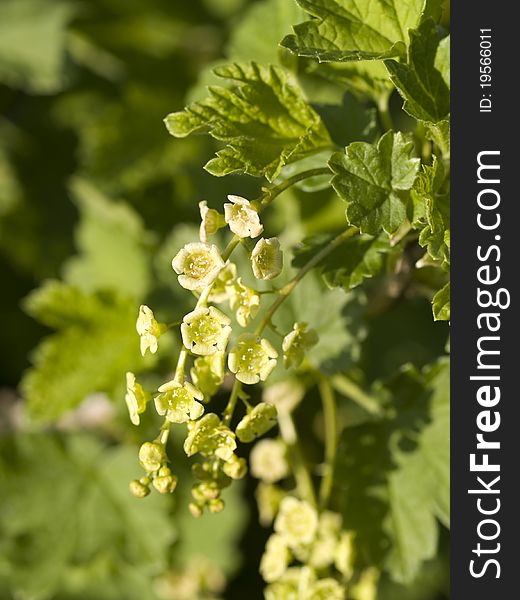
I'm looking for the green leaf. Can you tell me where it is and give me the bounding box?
[432,281,450,321]
[385,20,450,123]
[164,62,331,181]
[330,131,420,235]
[0,0,75,93]
[293,233,391,290]
[412,158,450,268]
[425,119,450,158]
[62,179,152,299]
[434,35,450,89]
[227,0,304,64]
[334,359,449,583]
[0,434,174,600]
[21,282,141,421]
[282,0,428,62]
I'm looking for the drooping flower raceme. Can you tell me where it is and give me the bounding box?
[250,439,289,483]
[228,278,260,327]
[172,242,224,291]
[282,322,319,368]
[181,306,231,355]
[154,380,204,423]
[125,371,148,425]
[274,496,319,548]
[251,237,283,280]
[199,200,225,242]
[224,195,263,238]
[228,334,278,384]
[136,305,164,356]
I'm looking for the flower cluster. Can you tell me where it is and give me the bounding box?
[260,496,355,599]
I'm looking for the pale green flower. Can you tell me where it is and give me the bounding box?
[256,482,285,527]
[264,568,312,600]
[136,305,164,356]
[154,380,204,423]
[236,402,277,443]
[309,511,342,569]
[224,195,263,238]
[260,534,291,583]
[153,467,178,494]
[125,371,148,426]
[250,439,289,483]
[282,322,319,369]
[172,242,224,291]
[228,277,260,327]
[208,262,237,303]
[263,380,305,415]
[190,352,225,401]
[228,334,278,385]
[251,237,283,280]
[183,413,237,462]
[334,531,355,579]
[181,306,231,355]
[308,579,345,600]
[222,455,247,479]
[129,479,150,498]
[349,568,379,600]
[274,496,318,548]
[138,441,166,472]
[199,200,225,242]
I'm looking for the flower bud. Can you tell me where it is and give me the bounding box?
[256,483,285,527]
[129,479,150,498]
[189,502,204,518]
[228,278,260,327]
[138,441,166,472]
[235,402,278,443]
[125,371,148,426]
[181,306,231,356]
[224,195,263,238]
[136,305,164,356]
[190,352,225,401]
[228,334,278,385]
[250,439,288,483]
[282,322,319,369]
[222,455,247,479]
[208,498,225,514]
[153,473,178,494]
[183,413,237,462]
[172,242,224,291]
[334,531,355,579]
[208,262,237,303]
[199,200,225,242]
[154,380,204,423]
[251,238,283,280]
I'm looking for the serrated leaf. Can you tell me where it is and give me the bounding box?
[334,360,449,582]
[412,158,450,268]
[434,35,450,89]
[164,62,331,181]
[385,20,450,123]
[0,434,173,600]
[330,131,420,235]
[282,0,427,62]
[432,281,450,321]
[293,233,391,289]
[425,119,450,157]
[0,0,75,94]
[62,179,151,299]
[21,282,141,421]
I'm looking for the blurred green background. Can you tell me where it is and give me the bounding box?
[0,1,449,598]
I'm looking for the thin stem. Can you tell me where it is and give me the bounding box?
[378,91,394,132]
[330,374,382,416]
[222,378,242,425]
[255,227,359,336]
[258,167,331,208]
[317,375,337,509]
[278,409,317,508]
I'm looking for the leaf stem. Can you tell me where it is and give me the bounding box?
[258,167,332,208]
[254,226,359,336]
[222,378,242,425]
[378,91,394,132]
[317,375,337,509]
